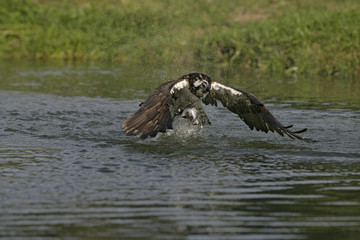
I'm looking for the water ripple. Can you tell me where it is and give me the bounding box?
[1,91,360,240]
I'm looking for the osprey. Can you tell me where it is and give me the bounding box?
[122,73,311,141]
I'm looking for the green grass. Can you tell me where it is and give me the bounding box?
[0,0,359,76]
[201,7,360,77]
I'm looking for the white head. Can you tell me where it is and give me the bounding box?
[183,73,212,99]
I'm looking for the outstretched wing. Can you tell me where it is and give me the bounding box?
[203,81,311,142]
[122,80,177,139]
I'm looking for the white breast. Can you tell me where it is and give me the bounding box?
[173,107,203,134]
[181,108,198,123]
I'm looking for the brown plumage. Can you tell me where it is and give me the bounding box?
[203,81,310,141]
[122,73,312,142]
[122,80,176,139]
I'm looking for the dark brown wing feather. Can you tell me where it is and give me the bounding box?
[203,82,312,142]
[122,80,178,139]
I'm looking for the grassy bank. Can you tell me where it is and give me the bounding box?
[1,0,359,76]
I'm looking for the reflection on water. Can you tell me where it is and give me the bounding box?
[0,61,360,240]
[1,60,360,110]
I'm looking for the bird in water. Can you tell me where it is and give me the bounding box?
[122,73,311,142]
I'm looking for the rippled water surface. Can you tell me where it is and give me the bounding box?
[1,62,360,240]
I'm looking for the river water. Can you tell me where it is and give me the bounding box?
[1,61,360,240]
